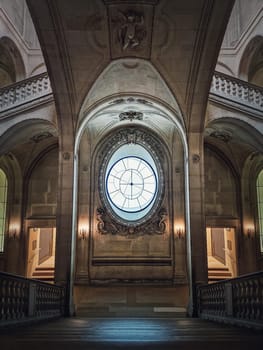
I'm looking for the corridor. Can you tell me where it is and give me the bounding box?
[1,317,263,350]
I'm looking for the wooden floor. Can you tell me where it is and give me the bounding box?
[1,317,262,350]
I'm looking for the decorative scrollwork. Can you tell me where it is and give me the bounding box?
[99,128,163,161]
[96,207,167,237]
[119,110,143,121]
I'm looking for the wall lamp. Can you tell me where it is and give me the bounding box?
[78,227,89,240]
[9,224,19,240]
[246,227,254,239]
[175,226,185,239]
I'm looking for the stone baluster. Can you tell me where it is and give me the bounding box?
[198,271,263,328]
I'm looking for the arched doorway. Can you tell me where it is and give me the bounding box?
[70,94,193,316]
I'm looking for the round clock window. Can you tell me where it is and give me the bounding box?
[106,156,157,213]
[103,143,160,223]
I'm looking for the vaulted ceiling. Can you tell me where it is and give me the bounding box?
[26,0,234,145]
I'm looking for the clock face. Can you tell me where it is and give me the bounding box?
[106,156,157,213]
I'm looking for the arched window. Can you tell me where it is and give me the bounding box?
[257,169,263,253]
[0,168,8,252]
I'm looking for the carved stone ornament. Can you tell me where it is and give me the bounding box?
[119,110,143,122]
[96,207,167,237]
[109,97,152,106]
[108,6,153,59]
[63,152,70,160]
[30,131,53,143]
[210,130,233,143]
[114,10,146,51]
[99,128,163,162]
[192,154,200,163]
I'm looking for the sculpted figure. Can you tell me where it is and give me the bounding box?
[117,11,145,50]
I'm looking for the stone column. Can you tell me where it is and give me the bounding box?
[188,132,207,315]
[55,145,75,315]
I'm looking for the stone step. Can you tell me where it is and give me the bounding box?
[76,305,187,318]
[35,266,54,271]
[2,316,262,350]
[32,271,54,276]
[208,271,232,276]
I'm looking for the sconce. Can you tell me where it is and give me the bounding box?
[246,227,254,239]
[175,227,185,239]
[9,226,19,240]
[78,227,88,240]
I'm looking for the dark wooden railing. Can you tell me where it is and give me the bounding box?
[197,271,263,329]
[0,272,65,326]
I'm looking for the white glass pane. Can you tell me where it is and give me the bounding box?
[106,155,157,213]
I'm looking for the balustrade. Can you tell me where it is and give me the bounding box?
[0,71,262,119]
[0,72,52,115]
[198,271,263,329]
[210,71,263,114]
[0,272,65,326]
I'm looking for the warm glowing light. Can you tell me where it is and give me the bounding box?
[245,224,254,239]
[9,222,20,239]
[78,223,89,240]
[174,223,185,239]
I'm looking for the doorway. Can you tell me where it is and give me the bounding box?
[206,227,237,283]
[27,227,56,283]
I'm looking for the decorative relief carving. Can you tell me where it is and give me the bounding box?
[192,154,200,163]
[99,128,163,161]
[119,110,143,121]
[96,207,167,237]
[109,97,152,106]
[30,132,53,143]
[104,1,159,4]
[108,5,154,59]
[116,10,146,50]
[63,152,71,160]
[210,130,233,143]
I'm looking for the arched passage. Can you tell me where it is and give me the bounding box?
[70,94,193,316]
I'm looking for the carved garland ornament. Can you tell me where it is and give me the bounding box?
[96,207,167,237]
[98,128,163,161]
[119,110,143,121]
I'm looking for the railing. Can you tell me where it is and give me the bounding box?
[0,71,262,119]
[197,271,263,329]
[0,272,65,326]
[210,71,263,117]
[0,72,53,117]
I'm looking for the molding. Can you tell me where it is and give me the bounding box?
[89,278,174,286]
[0,8,41,53]
[92,258,172,265]
[220,7,263,54]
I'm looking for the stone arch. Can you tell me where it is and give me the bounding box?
[238,35,263,85]
[0,36,26,86]
[30,63,47,77]
[215,61,235,76]
[78,58,184,129]
[70,91,192,315]
[0,119,58,156]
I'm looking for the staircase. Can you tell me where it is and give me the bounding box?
[76,304,187,318]
[32,266,54,283]
[208,266,232,283]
